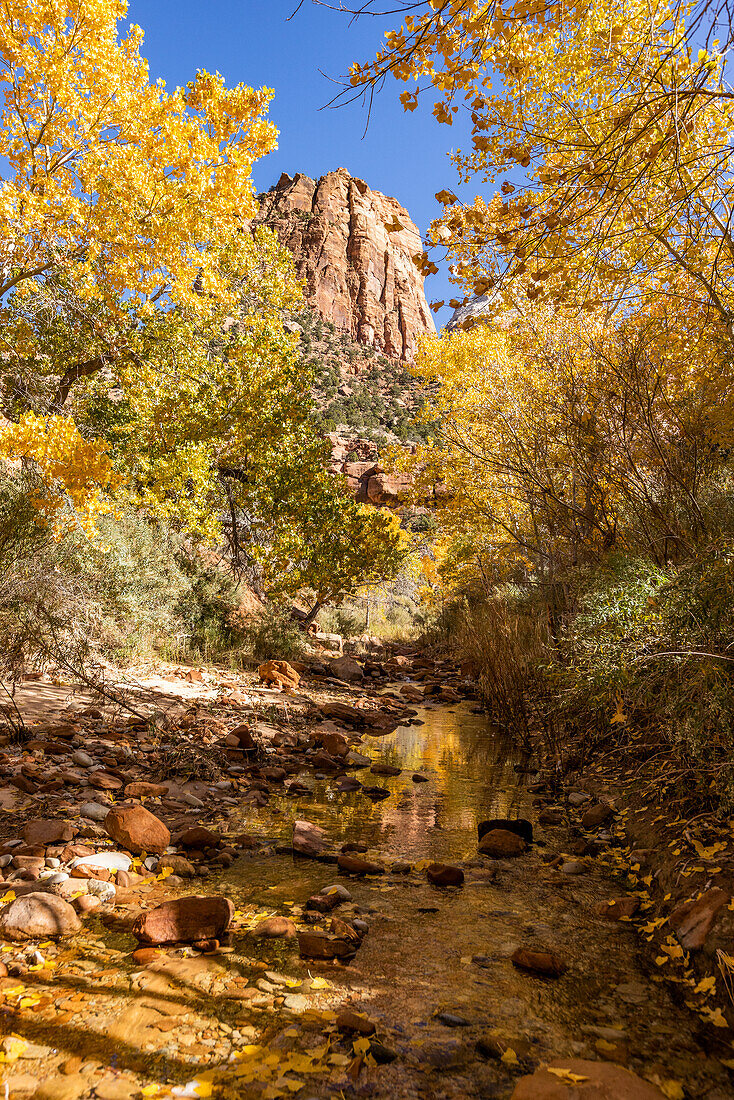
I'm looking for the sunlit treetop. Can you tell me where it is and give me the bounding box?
[0,0,278,316]
[343,0,734,330]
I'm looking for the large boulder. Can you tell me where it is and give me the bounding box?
[0,892,81,941]
[104,805,170,855]
[329,656,364,683]
[479,829,526,858]
[258,660,300,690]
[133,895,234,945]
[511,1060,666,1099]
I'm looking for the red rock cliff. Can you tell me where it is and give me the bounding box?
[255,168,435,360]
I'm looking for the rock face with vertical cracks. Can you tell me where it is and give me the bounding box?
[255,168,435,362]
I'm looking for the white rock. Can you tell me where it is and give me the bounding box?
[84,879,115,901]
[71,852,131,872]
[38,871,69,884]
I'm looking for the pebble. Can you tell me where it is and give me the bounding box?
[79,803,110,821]
[437,1012,470,1027]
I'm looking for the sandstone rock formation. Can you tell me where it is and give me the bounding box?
[325,432,414,506]
[255,168,434,361]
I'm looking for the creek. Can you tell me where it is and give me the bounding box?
[2,698,729,1099]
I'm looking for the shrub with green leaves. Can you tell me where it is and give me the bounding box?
[240,603,307,661]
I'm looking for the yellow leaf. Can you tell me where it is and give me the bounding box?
[660,1082,685,1100]
[547,1068,590,1083]
[501,1047,519,1066]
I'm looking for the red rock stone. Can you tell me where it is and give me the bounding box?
[318,731,350,758]
[426,863,464,887]
[337,853,385,875]
[177,826,221,849]
[22,819,75,846]
[669,887,728,950]
[229,723,256,750]
[124,782,168,798]
[305,893,343,913]
[479,829,526,858]
[581,803,614,829]
[312,749,342,771]
[252,915,297,939]
[75,895,102,914]
[511,1059,665,1098]
[258,660,300,690]
[297,930,358,959]
[511,948,567,978]
[293,820,333,860]
[89,771,123,790]
[336,1010,376,1035]
[132,947,163,965]
[133,895,234,945]
[105,805,170,855]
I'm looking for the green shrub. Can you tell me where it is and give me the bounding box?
[240,603,307,661]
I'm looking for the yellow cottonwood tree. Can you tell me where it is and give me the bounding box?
[0,0,408,608]
[0,0,275,313]
[347,0,734,329]
[0,0,277,517]
[406,299,734,587]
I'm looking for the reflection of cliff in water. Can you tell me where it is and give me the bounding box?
[227,701,532,866]
[375,705,530,860]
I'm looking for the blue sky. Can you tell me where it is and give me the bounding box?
[127,0,474,323]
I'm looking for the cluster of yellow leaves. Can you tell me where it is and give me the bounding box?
[353,0,734,328]
[402,290,734,588]
[0,0,277,316]
[0,412,117,532]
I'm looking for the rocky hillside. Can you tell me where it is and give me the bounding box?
[256,169,437,505]
[255,168,434,361]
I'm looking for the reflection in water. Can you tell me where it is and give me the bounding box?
[227,703,531,880]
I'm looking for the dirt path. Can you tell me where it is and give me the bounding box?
[1,659,732,1099]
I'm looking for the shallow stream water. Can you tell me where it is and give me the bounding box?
[5,700,730,1099]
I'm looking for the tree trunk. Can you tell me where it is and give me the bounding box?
[303,600,322,627]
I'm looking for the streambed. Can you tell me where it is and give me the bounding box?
[2,700,730,1099]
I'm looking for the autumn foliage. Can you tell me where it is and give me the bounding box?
[0,0,405,606]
